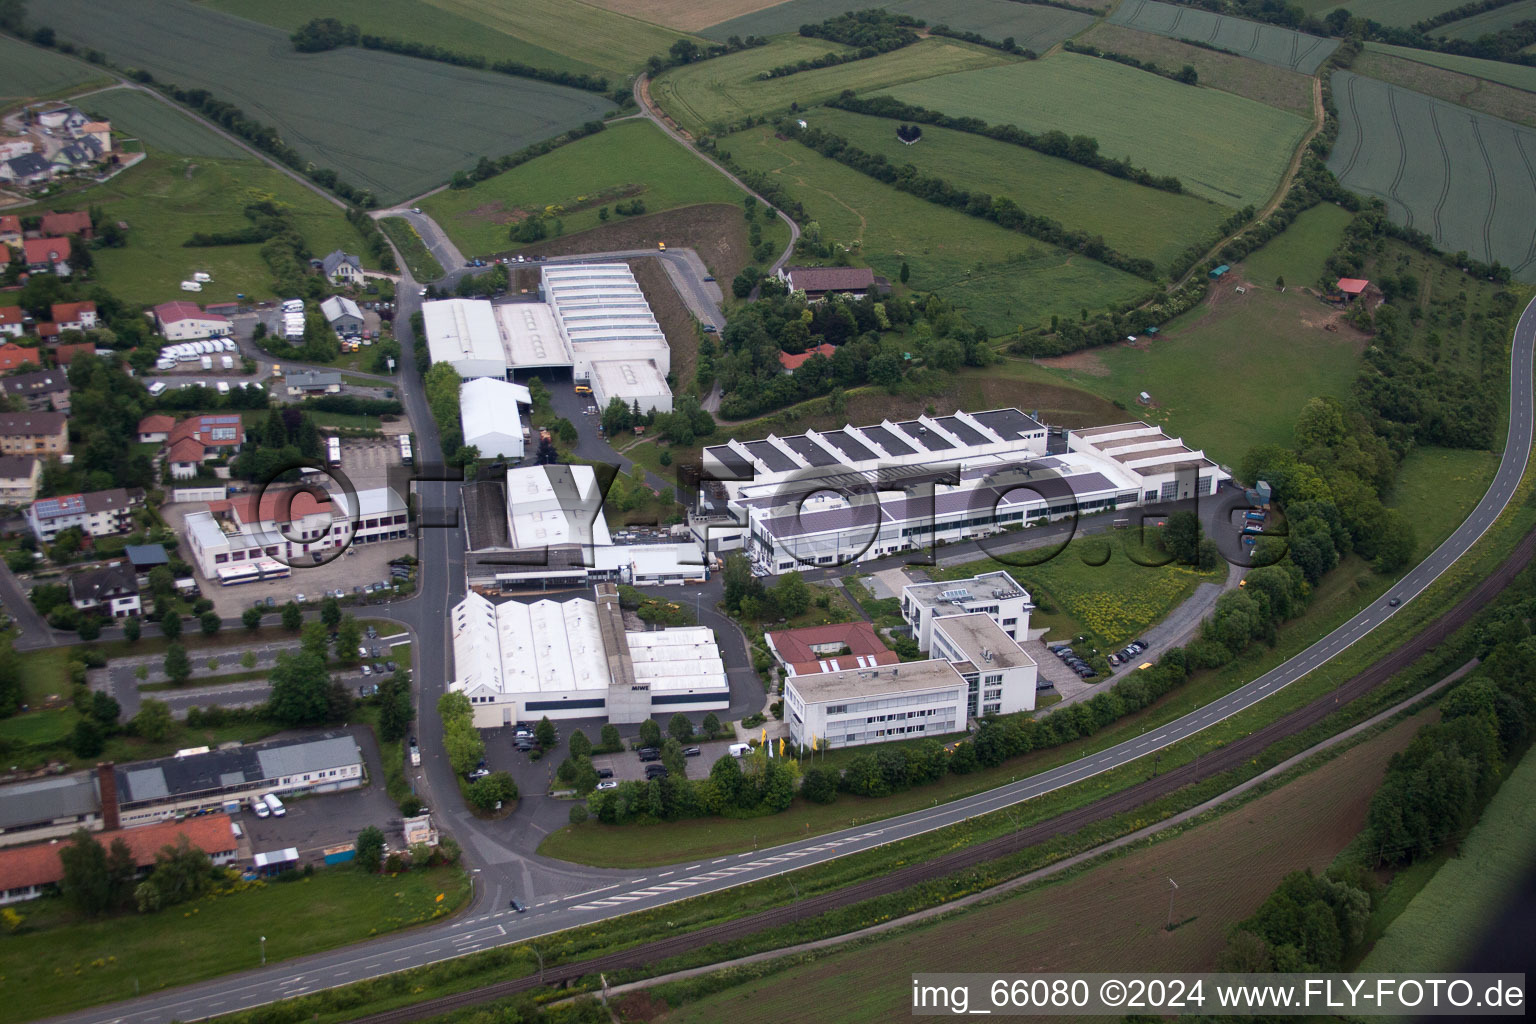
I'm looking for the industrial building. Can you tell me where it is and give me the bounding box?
[902,570,1033,649]
[692,408,1228,574]
[421,264,672,414]
[0,815,239,905]
[458,377,531,459]
[450,584,727,726]
[183,485,407,578]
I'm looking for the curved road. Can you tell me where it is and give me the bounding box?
[44,292,1536,1024]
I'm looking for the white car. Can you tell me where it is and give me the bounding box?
[595,780,618,790]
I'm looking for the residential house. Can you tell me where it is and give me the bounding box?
[0,815,237,905]
[0,144,29,167]
[28,487,144,543]
[152,301,231,341]
[0,307,23,339]
[68,563,140,618]
[165,414,244,479]
[75,122,111,153]
[321,249,363,286]
[0,455,41,504]
[34,323,60,344]
[776,266,876,301]
[0,344,40,373]
[50,301,97,333]
[0,215,19,251]
[319,295,363,334]
[136,413,175,444]
[284,370,341,396]
[777,343,837,373]
[51,137,104,173]
[39,212,92,238]
[123,543,169,578]
[35,107,86,134]
[0,411,67,456]
[21,237,71,275]
[0,369,72,412]
[53,342,95,366]
[0,153,51,188]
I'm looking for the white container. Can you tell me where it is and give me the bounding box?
[192,272,212,283]
[147,381,167,396]
[216,381,230,394]
[180,280,202,292]
[221,355,234,369]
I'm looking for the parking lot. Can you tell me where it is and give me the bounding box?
[339,437,410,492]
[199,538,416,619]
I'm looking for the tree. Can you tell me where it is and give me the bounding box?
[267,650,330,726]
[320,596,341,629]
[772,571,810,617]
[568,729,592,758]
[71,717,104,757]
[144,835,212,907]
[535,715,556,749]
[668,713,694,743]
[133,699,174,742]
[899,261,909,284]
[301,620,330,660]
[638,718,662,748]
[281,601,303,631]
[377,671,414,742]
[702,712,721,738]
[159,611,182,641]
[123,616,141,643]
[710,754,745,808]
[801,764,838,803]
[243,606,263,631]
[337,615,363,664]
[600,723,621,751]
[59,830,111,916]
[199,611,221,637]
[105,837,136,910]
[350,826,385,872]
[467,771,518,811]
[1373,509,1416,573]
[89,690,120,726]
[163,643,191,686]
[1162,510,1202,564]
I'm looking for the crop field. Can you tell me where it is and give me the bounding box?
[1354,45,1536,129]
[1312,0,1472,24]
[44,0,615,204]
[880,53,1310,208]
[1079,22,1315,116]
[652,37,1014,135]
[1109,0,1338,73]
[20,156,374,305]
[202,0,608,79]
[659,710,1429,1024]
[1363,41,1536,93]
[1328,71,1536,282]
[0,33,111,106]
[1239,202,1355,288]
[1033,287,1365,466]
[1362,746,1536,972]
[582,0,784,33]
[420,0,693,77]
[75,87,254,160]
[1437,0,1536,39]
[719,123,1152,334]
[700,0,1096,45]
[422,120,763,257]
[807,108,1229,271]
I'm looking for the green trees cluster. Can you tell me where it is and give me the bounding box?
[584,748,799,824]
[424,362,469,464]
[722,556,815,622]
[1217,869,1373,973]
[438,691,484,776]
[59,829,216,917]
[230,407,325,483]
[374,665,415,743]
[268,650,348,727]
[1063,40,1196,83]
[467,771,518,811]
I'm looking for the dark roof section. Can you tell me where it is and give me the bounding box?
[0,411,66,436]
[780,434,838,467]
[744,440,797,473]
[972,408,1046,439]
[116,734,362,806]
[934,416,986,446]
[856,424,914,456]
[819,429,874,463]
[462,480,510,550]
[783,266,875,293]
[704,445,754,480]
[897,420,955,451]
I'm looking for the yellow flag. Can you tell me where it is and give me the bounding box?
[779,737,786,757]
[435,893,444,903]
[761,727,767,744]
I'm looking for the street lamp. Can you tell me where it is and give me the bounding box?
[260,935,266,965]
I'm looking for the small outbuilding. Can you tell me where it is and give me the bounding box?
[1336,277,1369,301]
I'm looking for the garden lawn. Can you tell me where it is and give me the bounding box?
[652,37,1016,136]
[1240,202,1355,289]
[423,120,754,258]
[1389,447,1502,561]
[0,34,111,106]
[0,867,471,1024]
[717,123,1151,335]
[75,87,253,160]
[1032,287,1365,467]
[808,107,1229,272]
[44,0,615,204]
[1360,745,1536,971]
[880,52,1310,209]
[18,155,375,306]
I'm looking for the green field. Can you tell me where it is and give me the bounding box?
[1437,0,1536,39]
[1353,45,1536,129]
[718,122,1152,334]
[1110,0,1339,72]
[1328,70,1536,282]
[379,216,445,281]
[652,36,1015,135]
[1361,745,1536,971]
[0,33,111,106]
[1080,22,1315,116]
[1033,288,1364,466]
[45,0,615,204]
[1362,41,1536,92]
[1311,0,1471,25]
[423,0,692,76]
[807,108,1229,271]
[423,120,760,256]
[20,155,375,305]
[701,0,1096,44]
[75,87,253,160]
[880,52,1310,208]
[1389,446,1501,560]
[1240,202,1355,289]
[0,867,470,1024]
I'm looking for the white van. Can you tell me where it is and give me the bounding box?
[147,381,167,397]
[250,796,270,818]
[262,793,286,817]
[216,381,230,395]
[728,742,751,757]
[222,338,238,352]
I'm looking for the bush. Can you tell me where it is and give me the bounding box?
[569,803,589,825]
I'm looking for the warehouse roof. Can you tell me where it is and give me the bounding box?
[785,659,963,701]
[0,773,99,830]
[116,735,362,805]
[422,298,504,370]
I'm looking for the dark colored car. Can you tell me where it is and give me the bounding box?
[509,899,526,912]
[595,767,614,779]
[645,766,668,779]
[683,746,701,757]
[637,747,661,762]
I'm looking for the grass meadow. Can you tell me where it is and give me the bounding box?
[583,0,785,32]
[1079,22,1315,116]
[717,122,1153,334]
[653,710,1430,1023]
[0,33,111,107]
[1360,745,1536,971]
[1328,71,1536,282]
[700,0,1097,43]
[652,37,1015,135]
[1437,0,1536,39]
[76,87,253,160]
[45,0,614,204]
[1352,47,1536,129]
[807,107,1230,272]
[422,120,755,257]
[1240,201,1354,288]
[1389,447,1501,561]
[880,52,1310,208]
[1109,0,1339,73]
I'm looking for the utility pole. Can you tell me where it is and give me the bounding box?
[1165,878,1179,931]
[260,935,266,965]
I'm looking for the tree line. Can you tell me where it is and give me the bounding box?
[782,120,1162,281]
[928,24,1034,56]
[644,34,769,77]
[1062,39,1198,83]
[827,93,1186,194]
[798,9,923,50]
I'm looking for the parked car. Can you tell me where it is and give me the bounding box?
[637,747,661,762]
[360,664,372,676]
[683,746,701,757]
[596,780,618,790]
[645,765,668,778]
[467,768,490,780]
[365,626,378,639]
[596,767,614,779]
[384,660,397,673]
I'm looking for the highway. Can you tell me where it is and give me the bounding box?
[43,289,1536,1024]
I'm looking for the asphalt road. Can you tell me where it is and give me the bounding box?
[43,291,1536,1024]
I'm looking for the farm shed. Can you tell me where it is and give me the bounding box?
[1208,265,1230,279]
[1336,278,1370,301]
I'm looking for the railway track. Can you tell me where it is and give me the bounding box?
[350,526,1536,1024]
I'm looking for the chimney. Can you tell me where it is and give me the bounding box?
[97,761,119,831]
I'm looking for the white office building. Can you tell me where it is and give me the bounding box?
[459,377,531,458]
[902,570,1033,649]
[929,613,1038,716]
